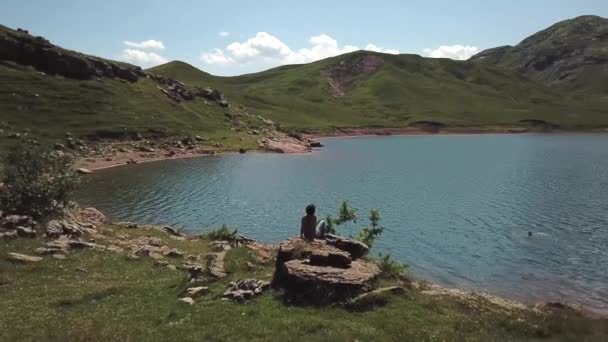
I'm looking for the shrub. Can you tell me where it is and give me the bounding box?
[377,253,408,278]
[0,142,79,220]
[357,208,384,247]
[326,200,358,234]
[205,224,238,241]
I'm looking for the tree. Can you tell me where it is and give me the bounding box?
[0,142,79,220]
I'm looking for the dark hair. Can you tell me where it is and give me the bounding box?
[305,204,316,215]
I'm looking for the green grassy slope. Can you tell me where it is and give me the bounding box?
[150,51,608,132]
[0,60,248,146]
[2,225,606,341]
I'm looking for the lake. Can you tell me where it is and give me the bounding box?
[77,134,608,314]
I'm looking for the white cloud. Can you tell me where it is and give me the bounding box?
[200,32,399,68]
[123,39,165,50]
[120,49,167,67]
[200,48,234,65]
[422,45,480,60]
[218,31,230,37]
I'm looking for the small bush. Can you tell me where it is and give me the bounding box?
[357,208,384,247]
[0,142,79,220]
[377,253,408,278]
[205,224,238,241]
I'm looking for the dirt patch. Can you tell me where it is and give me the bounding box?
[324,54,384,97]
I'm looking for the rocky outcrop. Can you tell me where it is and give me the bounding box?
[223,279,270,301]
[324,53,384,97]
[469,15,608,93]
[273,237,380,304]
[0,26,143,81]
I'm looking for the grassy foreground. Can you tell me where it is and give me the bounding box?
[1,224,607,341]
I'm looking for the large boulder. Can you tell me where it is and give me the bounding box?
[273,238,380,304]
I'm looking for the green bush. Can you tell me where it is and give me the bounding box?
[357,208,384,248]
[205,224,238,241]
[377,253,408,278]
[0,142,79,220]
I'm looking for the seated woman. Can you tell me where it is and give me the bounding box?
[300,204,328,241]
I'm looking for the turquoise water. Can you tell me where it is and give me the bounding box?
[77,134,608,313]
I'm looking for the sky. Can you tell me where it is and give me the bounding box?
[1,0,606,76]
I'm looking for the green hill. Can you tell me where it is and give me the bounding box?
[0,17,607,151]
[150,51,607,131]
[470,15,608,95]
[0,24,269,149]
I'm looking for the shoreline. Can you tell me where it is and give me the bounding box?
[75,126,608,172]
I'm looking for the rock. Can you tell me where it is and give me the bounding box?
[16,226,36,238]
[148,237,162,247]
[7,252,43,263]
[70,207,107,226]
[309,249,351,268]
[52,254,66,260]
[76,168,92,174]
[162,226,181,236]
[0,231,18,240]
[45,219,93,238]
[309,140,324,148]
[223,279,270,300]
[239,148,246,154]
[212,240,232,251]
[163,248,184,258]
[273,237,380,304]
[206,251,227,278]
[185,286,209,298]
[1,215,35,229]
[194,135,208,142]
[345,286,409,311]
[178,297,195,305]
[326,235,370,260]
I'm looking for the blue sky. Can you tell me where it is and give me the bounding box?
[1,0,606,75]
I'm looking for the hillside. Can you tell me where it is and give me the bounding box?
[470,15,608,95]
[0,25,267,150]
[150,51,608,131]
[1,17,607,152]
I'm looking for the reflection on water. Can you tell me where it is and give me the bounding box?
[77,134,608,314]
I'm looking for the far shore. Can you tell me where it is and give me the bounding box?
[75,126,608,172]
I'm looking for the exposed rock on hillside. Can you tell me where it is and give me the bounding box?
[470,15,608,93]
[0,25,143,81]
[324,54,384,96]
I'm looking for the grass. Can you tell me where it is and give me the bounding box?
[149,51,608,132]
[1,225,607,341]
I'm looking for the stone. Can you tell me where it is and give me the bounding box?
[273,237,380,304]
[206,251,227,278]
[71,207,107,226]
[2,215,34,229]
[326,234,370,260]
[178,297,195,305]
[309,140,324,148]
[309,249,351,268]
[0,231,18,240]
[185,286,209,298]
[76,168,92,174]
[52,254,66,260]
[162,226,181,236]
[223,279,270,300]
[148,237,163,247]
[7,252,43,263]
[163,248,184,258]
[15,226,36,238]
[345,286,409,310]
[211,240,232,251]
